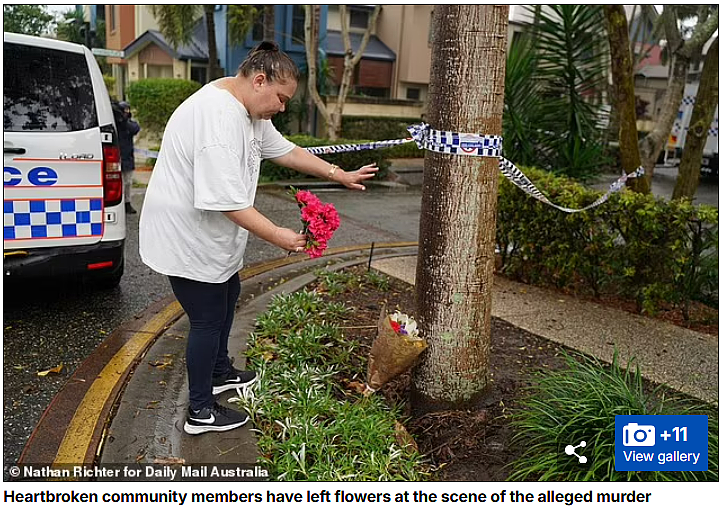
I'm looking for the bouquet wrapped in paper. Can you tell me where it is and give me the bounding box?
[366,308,427,392]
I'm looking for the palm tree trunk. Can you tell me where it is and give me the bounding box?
[673,37,719,200]
[604,5,649,193]
[263,6,275,40]
[204,5,219,80]
[412,5,509,413]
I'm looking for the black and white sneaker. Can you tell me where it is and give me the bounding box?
[212,367,258,395]
[183,403,249,435]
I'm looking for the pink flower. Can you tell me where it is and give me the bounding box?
[292,189,341,258]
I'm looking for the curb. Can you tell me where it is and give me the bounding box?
[17,243,417,472]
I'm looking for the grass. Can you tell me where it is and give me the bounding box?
[314,268,389,296]
[508,351,719,482]
[234,282,426,481]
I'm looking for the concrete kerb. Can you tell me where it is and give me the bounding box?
[99,246,418,469]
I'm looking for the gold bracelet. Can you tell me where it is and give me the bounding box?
[328,164,339,180]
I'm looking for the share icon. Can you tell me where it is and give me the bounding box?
[565,441,588,464]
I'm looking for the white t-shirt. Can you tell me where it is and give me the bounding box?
[139,82,295,283]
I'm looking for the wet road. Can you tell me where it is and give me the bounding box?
[2,184,422,466]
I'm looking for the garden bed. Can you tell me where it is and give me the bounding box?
[240,266,717,482]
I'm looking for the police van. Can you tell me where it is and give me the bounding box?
[4,33,126,287]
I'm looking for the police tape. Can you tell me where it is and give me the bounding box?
[134,123,643,214]
[310,123,643,213]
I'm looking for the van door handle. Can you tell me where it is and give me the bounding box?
[4,147,26,154]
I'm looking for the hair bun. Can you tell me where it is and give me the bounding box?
[255,41,279,53]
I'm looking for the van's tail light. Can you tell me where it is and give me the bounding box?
[103,144,123,206]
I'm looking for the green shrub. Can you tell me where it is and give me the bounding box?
[126,78,201,138]
[236,289,425,481]
[509,352,718,481]
[383,143,425,159]
[342,116,421,140]
[260,134,390,181]
[102,74,116,100]
[496,166,719,320]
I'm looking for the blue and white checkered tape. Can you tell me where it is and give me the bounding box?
[4,198,103,240]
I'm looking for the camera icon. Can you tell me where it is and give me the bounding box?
[623,423,656,447]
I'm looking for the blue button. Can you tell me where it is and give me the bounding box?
[615,415,708,471]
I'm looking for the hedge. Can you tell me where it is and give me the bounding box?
[126,78,201,138]
[341,116,425,159]
[341,116,421,140]
[102,75,117,101]
[260,135,391,181]
[496,167,718,318]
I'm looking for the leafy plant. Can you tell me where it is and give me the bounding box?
[503,34,543,166]
[670,205,719,315]
[260,134,390,181]
[496,165,718,323]
[238,288,425,481]
[532,5,609,179]
[126,79,201,139]
[509,351,718,481]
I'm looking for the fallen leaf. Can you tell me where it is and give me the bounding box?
[148,360,172,369]
[346,381,366,394]
[146,400,160,409]
[37,363,63,376]
[136,453,145,463]
[13,365,24,370]
[394,421,418,453]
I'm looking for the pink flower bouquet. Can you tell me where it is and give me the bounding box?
[292,188,341,258]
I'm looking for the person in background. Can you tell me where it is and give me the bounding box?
[116,101,141,214]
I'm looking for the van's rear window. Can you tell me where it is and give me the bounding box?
[3,42,98,132]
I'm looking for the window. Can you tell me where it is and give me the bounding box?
[109,5,116,31]
[95,5,105,21]
[3,42,97,132]
[291,5,305,45]
[350,9,369,29]
[406,87,420,100]
[353,86,390,99]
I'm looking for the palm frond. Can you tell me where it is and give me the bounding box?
[149,5,202,49]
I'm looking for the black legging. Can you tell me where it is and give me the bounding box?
[169,273,241,410]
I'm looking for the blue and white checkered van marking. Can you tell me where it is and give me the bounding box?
[4,198,103,240]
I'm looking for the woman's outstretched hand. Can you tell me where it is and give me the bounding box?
[338,163,379,191]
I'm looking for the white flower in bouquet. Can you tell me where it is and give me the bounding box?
[389,311,420,338]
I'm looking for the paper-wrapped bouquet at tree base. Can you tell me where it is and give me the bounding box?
[366,308,427,392]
